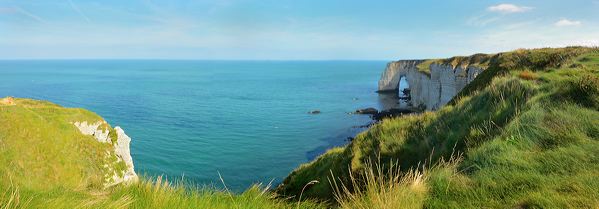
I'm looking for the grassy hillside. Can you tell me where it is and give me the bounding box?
[1,47,597,208]
[277,47,599,208]
[0,98,116,190]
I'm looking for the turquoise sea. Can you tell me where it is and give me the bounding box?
[0,60,395,190]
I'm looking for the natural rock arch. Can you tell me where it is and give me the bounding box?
[378,60,484,110]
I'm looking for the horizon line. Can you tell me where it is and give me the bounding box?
[0,58,393,62]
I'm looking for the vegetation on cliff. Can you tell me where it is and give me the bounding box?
[416,52,494,75]
[1,47,598,208]
[277,47,599,208]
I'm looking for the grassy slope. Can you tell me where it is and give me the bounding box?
[277,47,599,208]
[0,98,111,190]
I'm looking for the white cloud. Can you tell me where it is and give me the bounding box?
[554,18,582,27]
[487,4,532,13]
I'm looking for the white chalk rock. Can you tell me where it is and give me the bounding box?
[378,60,484,110]
[73,121,138,186]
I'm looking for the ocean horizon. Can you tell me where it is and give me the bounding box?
[0,59,397,190]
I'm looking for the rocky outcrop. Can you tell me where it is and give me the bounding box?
[355,107,378,114]
[73,121,111,143]
[0,96,15,105]
[378,60,424,92]
[113,127,137,184]
[73,121,138,186]
[378,60,484,110]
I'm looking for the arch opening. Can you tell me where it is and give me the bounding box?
[397,76,410,108]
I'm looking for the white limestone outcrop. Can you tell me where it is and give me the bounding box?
[73,121,138,186]
[113,126,138,184]
[378,60,424,92]
[73,121,111,143]
[378,60,484,110]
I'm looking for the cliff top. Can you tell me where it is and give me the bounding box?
[0,98,120,191]
[415,53,494,75]
[413,46,594,76]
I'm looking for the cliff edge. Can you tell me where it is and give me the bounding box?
[0,97,137,190]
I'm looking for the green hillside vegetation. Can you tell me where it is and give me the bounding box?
[416,52,494,75]
[277,47,599,208]
[0,98,120,190]
[1,47,598,208]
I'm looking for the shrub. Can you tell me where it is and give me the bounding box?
[570,74,599,109]
[518,70,538,80]
[577,74,599,95]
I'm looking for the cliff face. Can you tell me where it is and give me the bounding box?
[73,121,138,186]
[378,60,484,110]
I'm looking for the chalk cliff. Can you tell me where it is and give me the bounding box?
[73,121,138,186]
[378,59,486,110]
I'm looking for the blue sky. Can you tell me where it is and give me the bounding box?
[1,0,598,60]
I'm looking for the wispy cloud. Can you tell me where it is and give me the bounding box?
[68,0,91,23]
[0,7,17,14]
[487,4,532,13]
[554,18,582,27]
[467,15,501,27]
[14,6,46,23]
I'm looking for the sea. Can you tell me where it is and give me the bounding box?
[0,60,402,191]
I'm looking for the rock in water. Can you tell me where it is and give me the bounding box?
[355,107,378,114]
[308,110,321,114]
[372,108,415,121]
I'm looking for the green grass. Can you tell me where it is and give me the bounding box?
[416,53,493,75]
[2,47,598,208]
[1,177,326,209]
[277,47,599,208]
[331,160,429,209]
[0,98,114,190]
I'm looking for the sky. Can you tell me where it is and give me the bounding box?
[1,0,598,60]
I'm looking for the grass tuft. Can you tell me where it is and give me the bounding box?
[331,160,429,209]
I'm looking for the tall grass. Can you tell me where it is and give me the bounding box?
[0,176,326,209]
[331,160,428,209]
[0,185,31,209]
